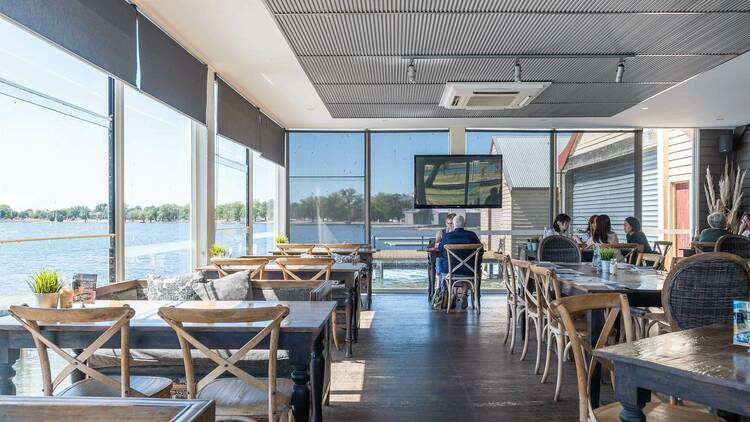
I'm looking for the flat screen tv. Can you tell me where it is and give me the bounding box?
[414,155,503,209]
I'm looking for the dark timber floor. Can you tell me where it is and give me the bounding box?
[325,293,613,421]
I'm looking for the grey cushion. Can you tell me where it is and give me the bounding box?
[146,273,204,301]
[331,252,358,263]
[192,270,252,301]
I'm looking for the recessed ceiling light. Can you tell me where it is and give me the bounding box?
[716,117,725,121]
[305,107,315,111]
[641,107,649,110]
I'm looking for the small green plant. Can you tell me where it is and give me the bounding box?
[275,235,288,244]
[26,270,64,294]
[600,248,617,261]
[209,244,226,257]
[530,235,540,243]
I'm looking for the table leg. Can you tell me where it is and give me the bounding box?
[588,309,605,408]
[345,286,353,358]
[311,332,325,422]
[613,363,650,422]
[428,256,435,303]
[366,259,373,310]
[353,279,360,344]
[0,336,19,395]
[291,362,311,422]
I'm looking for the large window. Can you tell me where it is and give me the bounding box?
[288,132,365,243]
[215,136,249,257]
[123,86,192,279]
[0,17,110,294]
[252,152,279,255]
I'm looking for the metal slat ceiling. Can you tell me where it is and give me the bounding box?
[264,1,750,119]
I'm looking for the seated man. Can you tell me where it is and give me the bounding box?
[699,212,730,242]
[436,214,482,309]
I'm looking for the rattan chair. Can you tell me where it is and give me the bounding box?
[500,254,525,353]
[662,252,750,331]
[9,305,172,398]
[537,235,581,263]
[715,234,750,259]
[159,305,291,422]
[444,243,483,314]
[551,293,723,422]
[511,259,544,373]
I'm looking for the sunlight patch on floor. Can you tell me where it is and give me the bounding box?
[329,359,366,403]
[358,310,375,329]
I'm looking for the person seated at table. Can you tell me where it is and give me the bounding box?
[738,212,750,237]
[437,214,481,309]
[579,214,597,243]
[433,213,456,277]
[586,214,619,248]
[550,213,572,238]
[699,212,730,242]
[624,216,653,253]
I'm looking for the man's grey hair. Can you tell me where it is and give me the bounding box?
[707,212,726,229]
[453,214,465,229]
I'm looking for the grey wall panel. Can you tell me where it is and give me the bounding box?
[570,155,635,239]
[642,149,659,243]
[260,113,285,166]
[138,12,207,124]
[217,78,261,150]
[0,0,137,85]
[697,129,733,230]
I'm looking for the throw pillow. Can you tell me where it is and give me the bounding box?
[192,270,252,301]
[331,252,358,264]
[146,272,203,301]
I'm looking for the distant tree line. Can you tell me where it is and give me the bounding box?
[0,200,274,223]
[290,189,412,222]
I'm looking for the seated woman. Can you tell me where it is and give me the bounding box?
[586,214,619,248]
[624,216,653,253]
[699,212,730,242]
[579,214,597,244]
[738,212,750,237]
[550,213,572,237]
[433,213,456,278]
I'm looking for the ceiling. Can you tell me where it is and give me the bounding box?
[133,0,750,129]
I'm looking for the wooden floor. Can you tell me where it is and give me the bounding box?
[326,293,613,421]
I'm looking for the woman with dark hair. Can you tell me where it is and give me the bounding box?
[624,216,652,253]
[586,214,619,247]
[580,214,598,243]
[551,213,572,237]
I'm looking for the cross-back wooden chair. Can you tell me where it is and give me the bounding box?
[500,254,525,353]
[158,305,291,422]
[690,241,716,254]
[321,243,361,257]
[531,264,576,402]
[276,243,316,255]
[635,252,665,270]
[444,243,483,314]
[8,305,172,398]
[653,240,672,256]
[274,257,334,281]
[211,257,269,279]
[552,293,722,422]
[600,243,643,264]
[510,258,543,372]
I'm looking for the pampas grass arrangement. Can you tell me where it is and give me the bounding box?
[704,158,746,232]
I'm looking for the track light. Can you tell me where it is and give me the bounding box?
[513,61,522,82]
[615,59,625,83]
[407,59,416,83]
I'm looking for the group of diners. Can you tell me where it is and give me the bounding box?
[549,213,653,253]
[431,213,482,311]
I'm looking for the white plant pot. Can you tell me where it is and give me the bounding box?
[601,261,610,274]
[33,293,59,309]
[609,260,618,275]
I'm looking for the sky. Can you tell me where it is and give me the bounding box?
[0,17,276,211]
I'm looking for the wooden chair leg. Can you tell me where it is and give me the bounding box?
[509,306,517,354]
[331,313,340,351]
[541,323,553,383]
[520,312,530,361]
[553,334,565,402]
[446,281,453,314]
[503,301,512,344]
[534,315,543,375]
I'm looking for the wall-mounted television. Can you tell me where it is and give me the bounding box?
[414,155,503,209]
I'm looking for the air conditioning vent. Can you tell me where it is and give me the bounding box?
[439,82,551,110]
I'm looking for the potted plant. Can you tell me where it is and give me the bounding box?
[209,244,227,258]
[599,248,616,274]
[529,235,540,252]
[275,235,288,245]
[26,270,64,308]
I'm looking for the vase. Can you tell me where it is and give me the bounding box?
[601,260,610,274]
[531,242,538,251]
[609,259,618,275]
[33,293,59,308]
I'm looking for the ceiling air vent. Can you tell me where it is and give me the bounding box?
[439,82,551,110]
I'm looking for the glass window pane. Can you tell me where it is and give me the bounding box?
[253,152,278,255]
[216,136,248,257]
[289,132,365,244]
[124,86,192,278]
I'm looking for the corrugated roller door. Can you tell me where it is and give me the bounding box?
[571,155,635,239]
[642,150,659,244]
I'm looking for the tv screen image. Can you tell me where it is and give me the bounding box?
[414,155,503,208]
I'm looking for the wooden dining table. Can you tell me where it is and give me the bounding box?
[0,300,336,422]
[594,324,750,421]
[199,261,364,357]
[545,262,665,409]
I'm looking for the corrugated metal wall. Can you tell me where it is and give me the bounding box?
[570,155,635,239]
[642,149,659,243]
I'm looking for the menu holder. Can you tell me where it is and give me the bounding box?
[733,300,750,348]
[72,273,97,305]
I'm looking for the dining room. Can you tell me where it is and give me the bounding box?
[2,1,750,421]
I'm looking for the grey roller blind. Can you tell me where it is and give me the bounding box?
[217,78,260,150]
[260,112,285,167]
[138,11,206,124]
[0,0,137,86]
